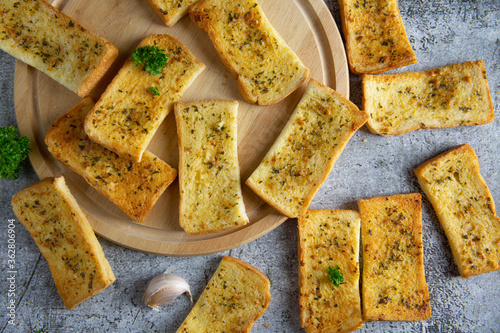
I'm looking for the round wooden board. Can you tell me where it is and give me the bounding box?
[14,0,348,256]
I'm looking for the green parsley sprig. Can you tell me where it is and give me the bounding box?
[148,86,160,96]
[328,265,344,287]
[0,126,31,180]
[130,46,168,76]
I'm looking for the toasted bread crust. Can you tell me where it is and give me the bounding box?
[362,60,495,136]
[147,0,201,26]
[46,97,177,223]
[358,193,431,321]
[11,176,115,310]
[189,0,309,105]
[177,256,271,332]
[298,209,364,333]
[174,100,248,234]
[414,144,500,278]
[337,0,416,74]
[84,34,205,162]
[246,79,368,217]
[0,0,118,97]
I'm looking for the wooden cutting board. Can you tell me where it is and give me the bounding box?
[14,0,348,255]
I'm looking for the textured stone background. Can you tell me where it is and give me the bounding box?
[1,0,499,332]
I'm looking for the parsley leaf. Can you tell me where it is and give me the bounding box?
[148,86,160,96]
[0,126,31,180]
[130,46,168,76]
[328,265,344,287]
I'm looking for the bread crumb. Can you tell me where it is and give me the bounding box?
[362,138,368,142]
[263,323,271,328]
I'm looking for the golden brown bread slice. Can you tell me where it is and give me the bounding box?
[189,0,309,105]
[358,193,431,321]
[246,79,368,218]
[147,0,201,26]
[174,100,248,234]
[11,176,115,310]
[177,256,271,332]
[362,60,495,136]
[414,144,500,278]
[84,34,205,162]
[45,97,177,223]
[337,0,416,74]
[0,0,118,97]
[298,209,363,333]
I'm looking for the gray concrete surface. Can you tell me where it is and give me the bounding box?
[1,0,499,332]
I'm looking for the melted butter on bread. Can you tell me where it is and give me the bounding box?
[338,0,416,74]
[177,256,271,332]
[246,79,368,217]
[298,209,363,333]
[84,34,205,162]
[46,97,177,223]
[0,0,118,97]
[174,100,248,234]
[363,60,494,136]
[12,176,115,310]
[414,144,500,278]
[190,0,309,105]
[358,193,431,321]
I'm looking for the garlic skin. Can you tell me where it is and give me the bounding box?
[143,272,193,309]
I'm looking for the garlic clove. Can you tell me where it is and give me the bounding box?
[143,272,192,309]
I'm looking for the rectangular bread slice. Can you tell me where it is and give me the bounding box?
[11,176,115,310]
[246,79,368,218]
[298,209,363,333]
[414,144,500,278]
[147,0,200,27]
[84,34,205,162]
[337,0,416,74]
[0,0,118,97]
[189,0,309,106]
[174,100,248,234]
[45,97,177,223]
[177,256,271,332]
[358,193,431,321]
[362,60,495,136]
